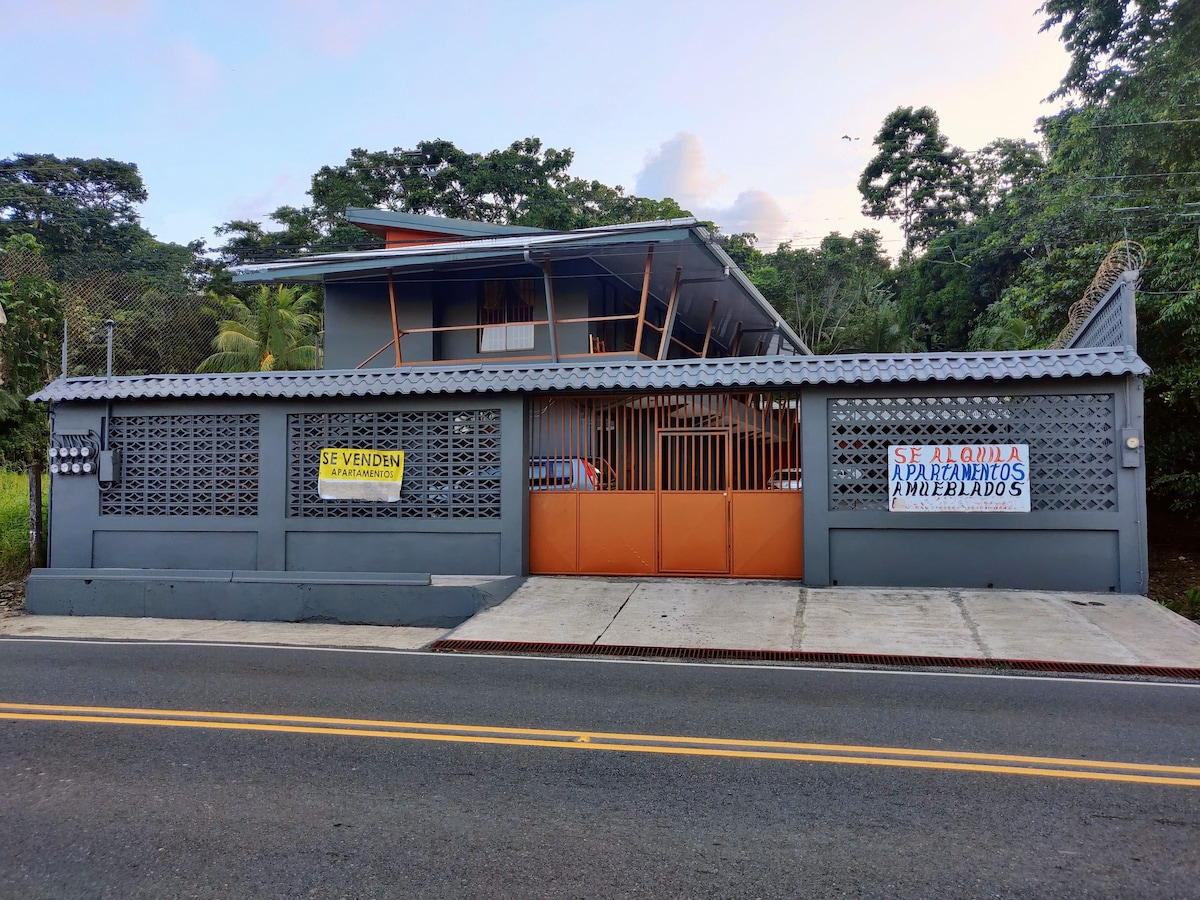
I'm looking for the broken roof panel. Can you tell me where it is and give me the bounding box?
[232,217,812,356]
[231,218,700,281]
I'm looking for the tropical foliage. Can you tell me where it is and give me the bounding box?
[197,285,320,373]
[0,236,60,467]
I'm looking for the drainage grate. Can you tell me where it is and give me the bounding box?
[428,639,1200,680]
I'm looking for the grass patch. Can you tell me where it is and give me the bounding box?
[1163,587,1200,622]
[0,470,47,579]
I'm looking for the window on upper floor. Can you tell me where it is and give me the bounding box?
[479,279,536,352]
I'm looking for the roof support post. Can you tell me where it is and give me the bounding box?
[525,250,559,363]
[700,300,718,358]
[633,246,655,357]
[386,268,403,366]
[542,255,560,364]
[730,321,743,357]
[657,266,684,361]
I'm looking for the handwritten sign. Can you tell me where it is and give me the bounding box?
[318,448,405,502]
[888,444,1030,512]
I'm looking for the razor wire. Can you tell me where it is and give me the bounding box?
[1050,240,1146,349]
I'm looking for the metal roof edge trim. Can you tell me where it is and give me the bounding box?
[29,349,1151,404]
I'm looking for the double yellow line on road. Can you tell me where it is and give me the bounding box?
[4,701,1199,787]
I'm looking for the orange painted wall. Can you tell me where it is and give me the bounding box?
[384,227,458,248]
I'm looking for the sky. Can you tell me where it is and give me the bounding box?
[3,0,1071,258]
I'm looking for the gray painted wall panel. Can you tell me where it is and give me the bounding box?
[829,528,1119,591]
[94,530,259,570]
[800,377,1148,593]
[325,280,434,369]
[321,277,597,364]
[45,394,527,580]
[285,531,501,574]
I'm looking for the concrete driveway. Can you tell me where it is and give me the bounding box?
[446,578,1200,669]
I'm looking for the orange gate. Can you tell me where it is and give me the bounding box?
[528,392,803,578]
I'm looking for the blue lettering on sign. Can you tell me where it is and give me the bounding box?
[888,444,1030,511]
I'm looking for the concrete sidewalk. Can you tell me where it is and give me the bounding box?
[448,578,1200,668]
[2,577,1199,669]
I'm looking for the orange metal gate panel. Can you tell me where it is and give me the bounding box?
[578,493,656,574]
[658,493,730,573]
[731,493,804,578]
[529,492,579,574]
[657,428,730,574]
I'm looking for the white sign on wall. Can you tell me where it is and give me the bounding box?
[888,444,1030,512]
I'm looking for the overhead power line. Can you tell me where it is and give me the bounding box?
[1089,117,1200,128]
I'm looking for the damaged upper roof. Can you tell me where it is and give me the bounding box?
[231,216,812,357]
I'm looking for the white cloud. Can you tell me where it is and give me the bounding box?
[633,133,723,207]
[709,191,789,243]
[634,132,789,245]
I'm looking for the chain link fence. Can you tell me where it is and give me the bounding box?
[3,246,220,379]
[62,272,218,378]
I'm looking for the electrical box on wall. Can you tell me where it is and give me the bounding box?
[98,449,121,485]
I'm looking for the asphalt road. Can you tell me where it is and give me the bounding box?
[2,638,1199,899]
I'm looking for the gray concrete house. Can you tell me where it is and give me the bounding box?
[27,212,1150,625]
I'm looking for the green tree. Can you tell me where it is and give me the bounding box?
[1039,0,1180,102]
[0,236,61,466]
[964,0,1200,509]
[0,154,202,286]
[1,153,215,379]
[0,154,146,258]
[858,107,977,252]
[197,285,320,373]
[971,139,1046,210]
[218,138,692,264]
[751,230,899,354]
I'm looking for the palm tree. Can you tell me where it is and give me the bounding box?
[197,285,320,373]
[969,316,1032,351]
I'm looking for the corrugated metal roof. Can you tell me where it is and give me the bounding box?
[231,218,700,280]
[30,349,1150,404]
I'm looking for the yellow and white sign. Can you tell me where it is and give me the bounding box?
[318,448,405,502]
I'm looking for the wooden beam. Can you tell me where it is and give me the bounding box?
[386,269,402,366]
[657,267,683,361]
[356,338,395,369]
[730,321,743,357]
[632,246,654,357]
[700,300,718,358]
